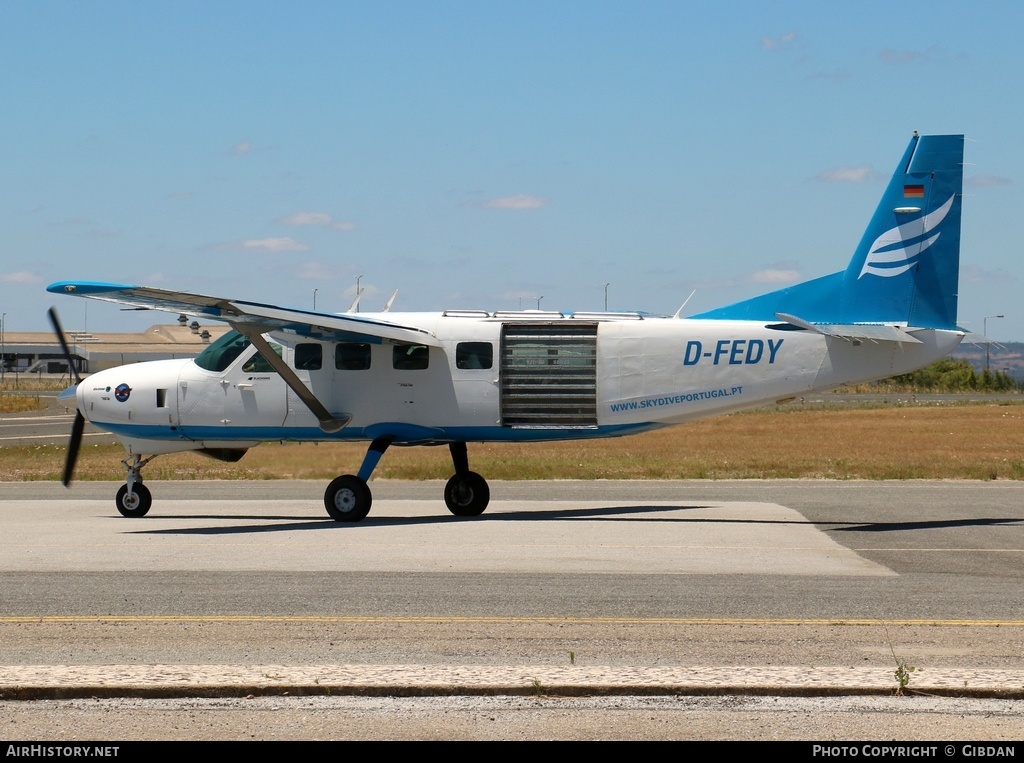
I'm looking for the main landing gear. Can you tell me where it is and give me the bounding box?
[323,438,491,523]
[104,441,490,522]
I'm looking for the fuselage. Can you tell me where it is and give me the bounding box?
[75,310,964,456]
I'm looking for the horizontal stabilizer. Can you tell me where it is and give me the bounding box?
[775,313,923,343]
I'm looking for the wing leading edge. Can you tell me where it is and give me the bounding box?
[45,281,441,346]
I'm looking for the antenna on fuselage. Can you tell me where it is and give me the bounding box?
[346,289,363,313]
[673,290,697,319]
[347,274,364,313]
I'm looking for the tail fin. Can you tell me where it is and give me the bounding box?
[693,133,964,330]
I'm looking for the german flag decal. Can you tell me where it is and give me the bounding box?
[904,184,925,197]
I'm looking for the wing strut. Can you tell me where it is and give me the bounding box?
[231,323,351,434]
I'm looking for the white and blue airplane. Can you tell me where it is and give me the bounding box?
[48,133,966,521]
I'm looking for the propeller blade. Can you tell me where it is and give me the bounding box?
[47,307,83,385]
[49,307,85,486]
[62,411,85,487]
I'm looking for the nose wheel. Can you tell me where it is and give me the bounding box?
[115,483,152,517]
[114,453,157,517]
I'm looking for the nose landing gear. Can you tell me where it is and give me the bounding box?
[115,453,156,517]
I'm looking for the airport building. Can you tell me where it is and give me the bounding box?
[0,318,232,380]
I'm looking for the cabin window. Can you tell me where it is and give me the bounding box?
[456,342,493,370]
[393,344,429,370]
[335,343,371,370]
[242,343,283,373]
[295,343,323,370]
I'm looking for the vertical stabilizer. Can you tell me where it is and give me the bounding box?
[692,134,964,329]
[840,133,963,328]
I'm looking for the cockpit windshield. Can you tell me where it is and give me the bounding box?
[194,330,250,372]
[194,330,283,374]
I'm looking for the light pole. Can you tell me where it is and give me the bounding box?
[536,296,543,310]
[355,275,363,312]
[984,314,1004,371]
[603,283,609,311]
[312,288,318,310]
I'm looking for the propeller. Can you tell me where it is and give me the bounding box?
[47,307,85,486]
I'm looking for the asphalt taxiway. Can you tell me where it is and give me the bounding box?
[2,479,1022,739]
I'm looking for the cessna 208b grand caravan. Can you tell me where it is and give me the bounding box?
[48,133,966,521]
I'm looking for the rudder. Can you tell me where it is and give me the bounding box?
[840,133,964,329]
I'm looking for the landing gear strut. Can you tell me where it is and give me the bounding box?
[115,453,156,517]
[321,438,491,522]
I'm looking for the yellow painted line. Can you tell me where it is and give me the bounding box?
[1,615,1023,627]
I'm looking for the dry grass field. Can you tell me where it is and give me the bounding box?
[4,400,1024,482]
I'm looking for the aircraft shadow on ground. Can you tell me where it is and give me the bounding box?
[126,504,1024,537]
[834,517,1024,533]
[125,503,763,536]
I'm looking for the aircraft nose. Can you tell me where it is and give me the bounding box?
[57,383,78,407]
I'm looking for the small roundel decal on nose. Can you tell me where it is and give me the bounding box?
[114,383,132,402]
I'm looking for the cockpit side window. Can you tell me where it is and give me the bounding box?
[194,329,283,373]
[194,330,249,372]
[242,343,283,373]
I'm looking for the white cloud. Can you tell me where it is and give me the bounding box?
[232,140,252,155]
[750,268,801,284]
[298,261,335,280]
[482,195,549,210]
[280,211,333,226]
[967,175,1011,187]
[279,211,357,231]
[240,237,310,252]
[814,165,874,183]
[86,227,120,238]
[808,68,850,83]
[961,264,1016,285]
[761,31,797,50]
[879,45,963,66]
[1,271,42,284]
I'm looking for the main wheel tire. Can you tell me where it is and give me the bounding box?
[115,483,152,518]
[444,471,490,517]
[324,475,372,522]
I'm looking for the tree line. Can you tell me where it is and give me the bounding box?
[876,358,1019,392]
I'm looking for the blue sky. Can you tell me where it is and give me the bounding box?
[3,1,1022,339]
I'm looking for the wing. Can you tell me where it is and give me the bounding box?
[46,281,440,346]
